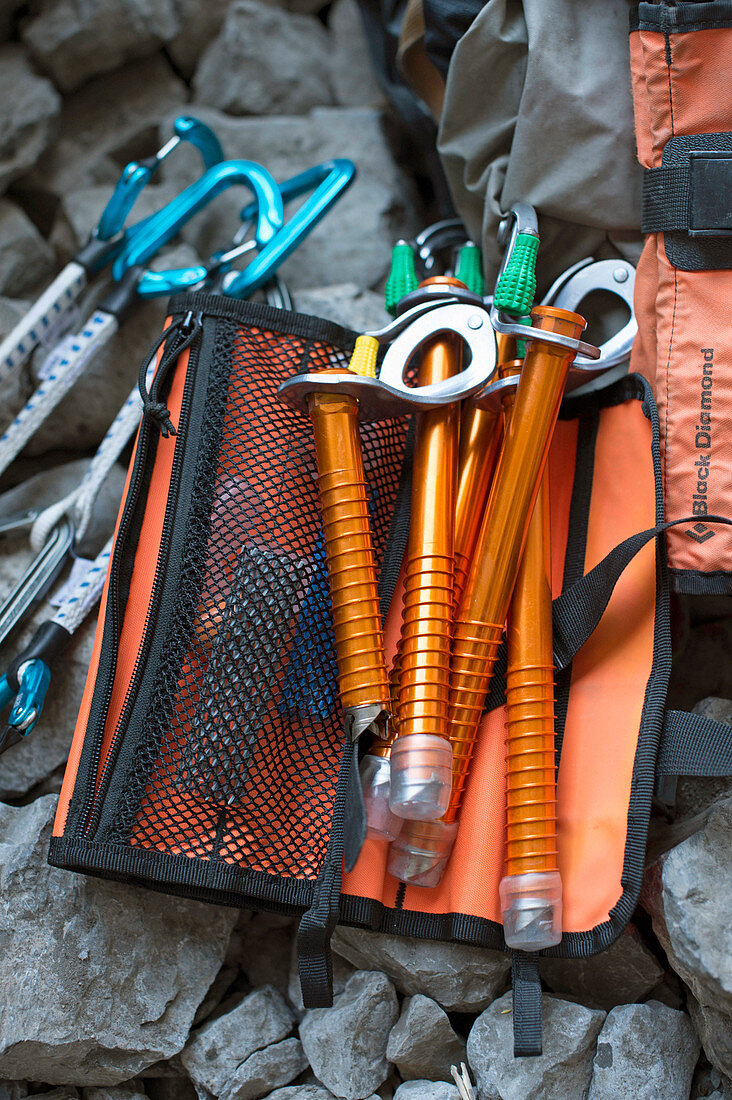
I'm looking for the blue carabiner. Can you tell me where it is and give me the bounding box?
[223,158,356,298]
[113,159,285,284]
[96,115,224,243]
[0,658,51,754]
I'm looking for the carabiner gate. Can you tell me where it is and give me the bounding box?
[0,658,51,753]
[96,115,224,242]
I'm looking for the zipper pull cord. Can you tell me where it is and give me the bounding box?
[138,310,202,438]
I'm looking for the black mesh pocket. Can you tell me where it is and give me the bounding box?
[97,302,408,888]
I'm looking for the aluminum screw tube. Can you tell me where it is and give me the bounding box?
[306,374,391,743]
[500,467,562,950]
[389,306,585,887]
[389,277,463,823]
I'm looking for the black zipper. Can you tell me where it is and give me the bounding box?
[77,320,201,839]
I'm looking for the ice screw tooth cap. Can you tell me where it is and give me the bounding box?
[455,242,485,296]
[385,241,418,316]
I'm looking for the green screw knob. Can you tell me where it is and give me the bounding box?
[494,231,539,317]
[385,240,418,316]
[455,242,484,295]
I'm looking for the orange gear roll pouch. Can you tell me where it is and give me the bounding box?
[630,1,732,591]
[49,293,732,1056]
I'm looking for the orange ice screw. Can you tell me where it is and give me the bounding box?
[389,306,586,887]
[388,276,462,823]
[499,465,562,949]
[453,333,513,610]
[306,375,391,743]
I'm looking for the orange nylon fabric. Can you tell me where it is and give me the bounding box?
[343,400,656,933]
[630,22,732,579]
[53,336,189,838]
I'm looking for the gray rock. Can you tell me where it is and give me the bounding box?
[328,0,384,109]
[236,912,295,996]
[168,0,234,80]
[0,199,54,297]
[18,57,187,212]
[467,992,605,1100]
[0,0,22,40]
[393,1086,460,1100]
[84,1089,148,1100]
[386,995,466,1082]
[331,927,510,1013]
[0,296,31,412]
[263,1088,337,1100]
[691,1062,732,1100]
[162,105,418,291]
[643,797,732,1076]
[588,1001,700,1100]
[676,698,732,821]
[0,796,238,1084]
[288,936,355,1016]
[300,971,398,1100]
[294,285,387,332]
[22,0,181,92]
[193,1,334,118]
[539,925,664,1011]
[688,992,732,1089]
[281,0,329,12]
[27,1091,78,1100]
[0,47,60,196]
[49,180,182,263]
[191,965,239,1027]
[0,1083,27,1100]
[181,986,300,1100]
[223,1039,308,1100]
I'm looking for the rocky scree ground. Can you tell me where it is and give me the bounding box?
[0,1,730,1098]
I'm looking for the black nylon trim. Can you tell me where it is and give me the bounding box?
[554,412,599,764]
[297,732,353,1008]
[48,835,316,910]
[668,567,732,595]
[559,373,648,419]
[512,953,543,1057]
[642,165,691,233]
[633,2,732,32]
[91,316,232,842]
[552,516,732,671]
[168,292,359,353]
[62,315,209,839]
[658,710,732,775]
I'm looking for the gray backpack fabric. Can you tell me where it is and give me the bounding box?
[437,0,644,288]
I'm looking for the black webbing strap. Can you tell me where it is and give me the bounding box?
[658,710,732,776]
[552,515,732,671]
[642,165,692,234]
[512,951,543,1057]
[297,734,354,1007]
[641,132,732,238]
